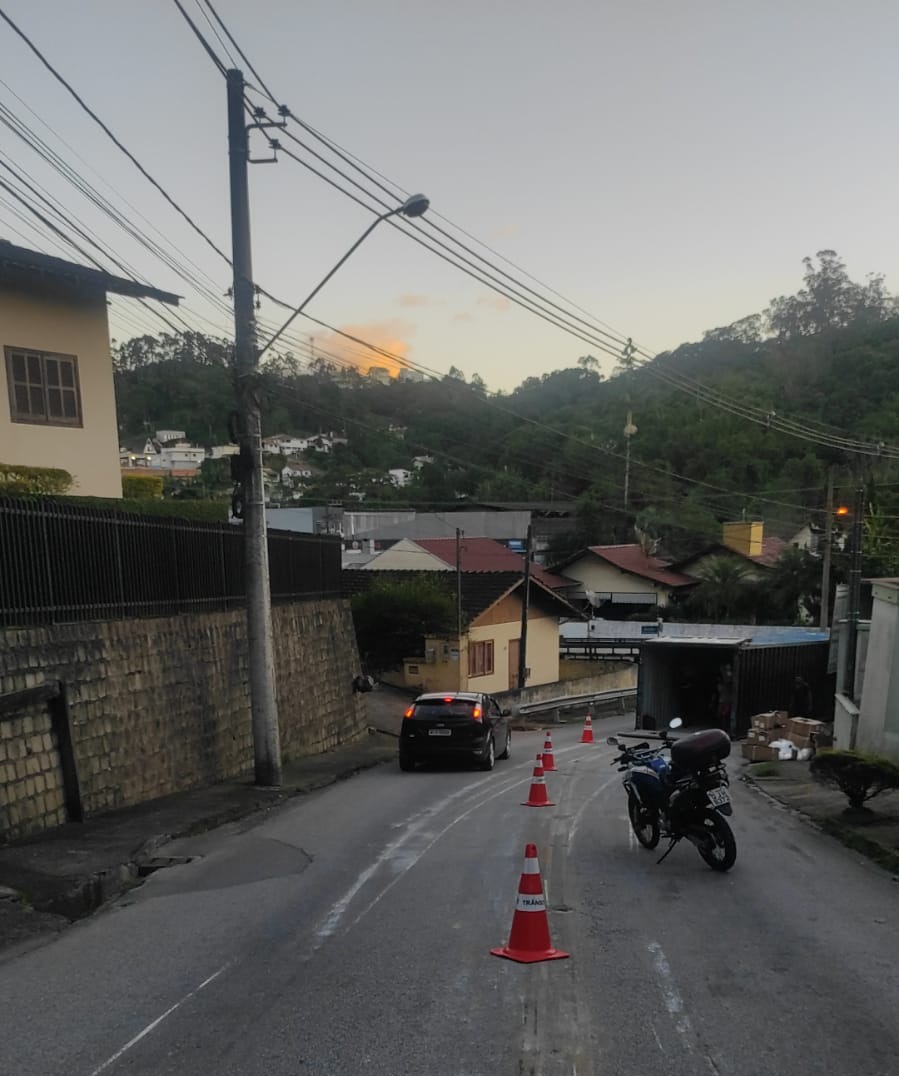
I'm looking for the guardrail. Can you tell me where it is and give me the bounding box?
[517,686,637,718]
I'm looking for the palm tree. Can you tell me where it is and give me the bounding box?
[684,557,754,623]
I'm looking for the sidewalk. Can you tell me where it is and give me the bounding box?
[0,727,399,959]
[741,758,899,875]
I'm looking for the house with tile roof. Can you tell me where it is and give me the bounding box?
[553,544,697,615]
[343,568,583,693]
[354,535,569,590]
[671,522,789,580]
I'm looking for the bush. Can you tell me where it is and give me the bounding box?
[810,749,899,811]
[121,473,164,499]
[0,462,72,495]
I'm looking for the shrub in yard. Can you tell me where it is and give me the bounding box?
[0,462,72,495]
[121,473,164,499]
[810,749,899,811]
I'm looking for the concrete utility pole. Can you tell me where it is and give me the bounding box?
[517,524,533,690]
[820,466,835,630]
[845,483,865,701]
[227,68,281,787]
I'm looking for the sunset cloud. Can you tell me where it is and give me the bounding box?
[397,293,431,307]
[314,319,415,379]
[477,294,511,313]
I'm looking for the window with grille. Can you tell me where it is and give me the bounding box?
[5,347,83,426]
[469,640,494,677]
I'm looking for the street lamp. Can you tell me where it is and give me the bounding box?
[257,193,430,361]
[228,66,428,790]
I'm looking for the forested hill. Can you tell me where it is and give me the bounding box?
[114,251,899,564]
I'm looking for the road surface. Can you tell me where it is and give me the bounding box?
[1,716,896,1075]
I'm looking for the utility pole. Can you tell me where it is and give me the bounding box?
[819,465,835,630]
[227,68,281,787]
[623,412,637,508]
[455,528,463,689]
[845,482,865,701]
[518,524,533,691]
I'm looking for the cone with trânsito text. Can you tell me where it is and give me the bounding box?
[491,843,570,963]
[540,731,557,771]
[580,709,595,744]
[522,753,555,807]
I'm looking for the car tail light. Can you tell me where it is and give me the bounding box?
[404,707,414,719]
[472,706,482,722]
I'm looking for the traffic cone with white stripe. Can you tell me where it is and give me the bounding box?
[541,731,557,771]
[491,843,569,963]
[580,710,595,744]
[522,753,554,807]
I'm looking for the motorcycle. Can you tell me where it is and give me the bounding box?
[607,719,737,872]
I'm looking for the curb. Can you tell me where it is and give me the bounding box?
[742,771,899,878]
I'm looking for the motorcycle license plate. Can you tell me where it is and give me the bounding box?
[429,728,452,736]
[707,786,730,808]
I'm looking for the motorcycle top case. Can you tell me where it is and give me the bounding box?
[670,729,731,771]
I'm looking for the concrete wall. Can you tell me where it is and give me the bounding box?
[0,281,122,497]
[0,599,366,841]
[857,580,899,761]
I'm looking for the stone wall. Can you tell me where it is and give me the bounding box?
[0,599,366,842]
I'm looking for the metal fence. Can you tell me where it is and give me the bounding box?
[0,497,342,627]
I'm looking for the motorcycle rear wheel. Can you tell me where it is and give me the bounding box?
[628,795,660,849]
[697,810,737,872]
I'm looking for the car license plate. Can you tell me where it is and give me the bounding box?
[707,786,730,808]
[428,728,452,737]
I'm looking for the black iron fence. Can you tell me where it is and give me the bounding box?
[0,497,342,627]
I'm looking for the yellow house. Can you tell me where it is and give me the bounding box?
[386,571,582,694]
[0,242,179,497]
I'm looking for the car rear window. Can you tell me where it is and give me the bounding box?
[412,700,477,719]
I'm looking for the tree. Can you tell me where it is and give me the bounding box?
[350,576,457,673]
[679,557,754,623]
[761,546,822,624]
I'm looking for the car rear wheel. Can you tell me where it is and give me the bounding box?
[497,729,511,760]
[478,736,496,771]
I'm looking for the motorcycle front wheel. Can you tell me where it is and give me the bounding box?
[628,794,660,849]
[696,810,737,872]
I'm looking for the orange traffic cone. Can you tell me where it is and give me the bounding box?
[491,843,570,963]
[541,731,557,771]
[522,754,555,807]
[580,711,595,744]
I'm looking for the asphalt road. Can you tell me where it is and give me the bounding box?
[1,717,897,1076]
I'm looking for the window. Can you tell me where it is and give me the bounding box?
[469,640,494,677]
[5,347,83,426]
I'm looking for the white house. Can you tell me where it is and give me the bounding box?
[208,443,239,459]
[388,468,412,487]
[155,429,186,445]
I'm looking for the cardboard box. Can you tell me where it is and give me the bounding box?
[788,733,813,750]
[741,741,778,762]
[788,717,824,740]
[752,711,790,733]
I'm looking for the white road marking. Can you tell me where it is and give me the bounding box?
[567,774,619,845]
[647,941,693,1039]
[88,963,230,1075]
[317,769,531,940]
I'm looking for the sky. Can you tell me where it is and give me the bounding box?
[1,0,898,391]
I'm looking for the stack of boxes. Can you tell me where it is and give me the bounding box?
[741,711,826,761]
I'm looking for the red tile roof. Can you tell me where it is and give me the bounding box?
[750,536,789,567]
[416,537,570,590]
[584,544,696,588]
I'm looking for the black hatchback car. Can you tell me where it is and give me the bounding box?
[399,692,511,772]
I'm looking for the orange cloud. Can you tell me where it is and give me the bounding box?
[315,319,414,379]
[398,293,431,307]
[490,223,521,240]
[477,294,511,313]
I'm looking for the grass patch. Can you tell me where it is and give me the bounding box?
[749,762,781,778]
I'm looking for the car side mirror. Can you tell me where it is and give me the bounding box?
[501,708,511,717]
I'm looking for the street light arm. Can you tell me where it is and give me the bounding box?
[256,193,428,361]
